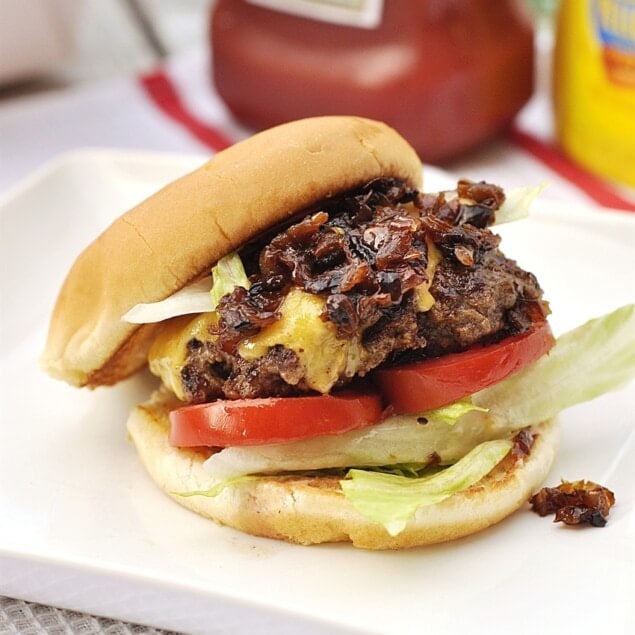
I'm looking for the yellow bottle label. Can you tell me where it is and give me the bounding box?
[593,0,635,86]
[554,0,635,187]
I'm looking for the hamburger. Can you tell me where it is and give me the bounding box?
[41,116,635,549]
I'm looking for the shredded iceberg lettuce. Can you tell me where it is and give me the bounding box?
[494,183,547,225]
[184,441,511,537]
[424,399,487,425]
[340,439,512,536]
[203,409,499,480]
[473,304,635,428]
[122,278,213,324]
[209,252,251,309]
[174,474,257,499]
[121,252,250,323]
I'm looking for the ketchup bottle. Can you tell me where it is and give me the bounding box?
[211,0,535,163]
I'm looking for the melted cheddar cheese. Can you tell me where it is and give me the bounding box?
[238,288,363,394]
[148,312,218,400]
[415,238,440,312]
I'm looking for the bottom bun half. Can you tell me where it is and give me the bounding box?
[127,390,558,550]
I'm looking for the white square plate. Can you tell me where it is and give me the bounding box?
[1,151,634,634]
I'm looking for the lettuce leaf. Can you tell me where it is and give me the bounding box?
[121,278,213,323]
[121,252,250,323]
[365,463,433,478]
[174,474,257,498]
[473,304,635,428]
[494,183,547,225]
[423,398,487,425]
[203,409,499,480]
[210,252,251,310]
[186,442,511,537]
[340,439,512,536]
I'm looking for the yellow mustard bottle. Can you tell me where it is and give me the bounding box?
[553,0,635,187]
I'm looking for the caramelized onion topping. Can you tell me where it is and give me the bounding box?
[530,480,616,527]
[181,179,547,401]
[214,179,507,351]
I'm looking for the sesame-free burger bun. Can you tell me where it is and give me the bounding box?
[127,389,558,550]
[41,116,422,389]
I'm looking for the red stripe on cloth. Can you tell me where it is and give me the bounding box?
[139,69,234,153]
[509,125,635,212]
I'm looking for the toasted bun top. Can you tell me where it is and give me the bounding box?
[41,116,423,388]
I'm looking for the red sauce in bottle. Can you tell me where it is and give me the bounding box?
[211,0,534,163]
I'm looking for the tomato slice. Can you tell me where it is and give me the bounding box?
[169,390,384,447]
[373,321,555,414]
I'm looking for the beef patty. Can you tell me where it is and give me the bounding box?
[178,179,547,402]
